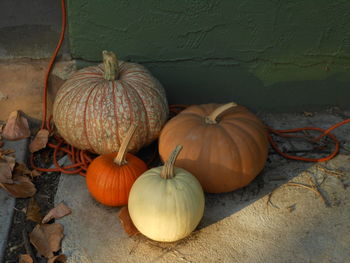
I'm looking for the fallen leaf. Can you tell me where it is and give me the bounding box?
[303,111,314,117]
[19,254,33,263]
[2,111,30,141]
[29,129,49,153]
[15,163,30,173]
[31,170,41,177]
[26,197,43,223]
[0,160,13,184]
[47,254,67,263]
[0,168,36,198]
[16,163,41,178]
[0,149,15,155]
[0,123,4,138]
[42,202,72,224]
[29,223,64,259]
[0,154,16,171]
[0,141,3,148]
[118,206,140,237]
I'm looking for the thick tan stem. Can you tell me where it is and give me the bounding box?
[160,145,183,179]
[114,124,137,165]
[205,102,237,124]
[103,50,119,81]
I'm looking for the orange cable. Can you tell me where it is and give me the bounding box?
[31,0,91,176]
[267,126,340,162]
[41,0,66,130]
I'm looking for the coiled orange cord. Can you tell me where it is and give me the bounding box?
[31,0,350,177]
[31,0,92,176]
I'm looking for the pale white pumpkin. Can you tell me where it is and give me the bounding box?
[128,145,205,242]
[53,51,168,155]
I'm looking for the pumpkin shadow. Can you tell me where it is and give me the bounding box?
[196,155,314,229]
[136,140,315,230]
[129,151,316,262]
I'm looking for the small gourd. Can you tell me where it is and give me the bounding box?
[128,145,205,242]
[86,124,147,206]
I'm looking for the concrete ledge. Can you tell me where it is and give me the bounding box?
[0,138,29,263]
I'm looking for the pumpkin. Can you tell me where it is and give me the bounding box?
[53,51,168,155]
[86,124,147,206]
[128,145,204,242]
[158,102,269,193]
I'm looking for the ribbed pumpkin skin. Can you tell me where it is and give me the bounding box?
[158,104,269,193]
[53,61,168,155]
[86,153,147,206]
[128,167,205,242]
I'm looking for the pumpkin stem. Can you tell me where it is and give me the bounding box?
[103,50,119,81]
[160,145,183,179]
[205,102,238,124]
[114,124,137,165]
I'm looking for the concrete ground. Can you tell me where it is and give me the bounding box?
[54,110,350,263]
[0,138,29,263]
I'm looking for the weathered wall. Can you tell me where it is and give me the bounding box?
[63,1,350,110]
[0,0,72,121]
[0,0,68,59]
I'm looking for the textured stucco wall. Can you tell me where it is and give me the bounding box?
[67,0,350,110]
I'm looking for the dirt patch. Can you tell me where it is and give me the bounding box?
[3,171,61,263]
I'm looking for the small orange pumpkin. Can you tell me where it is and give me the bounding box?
[86,124,147,206]
[158,102,269,193]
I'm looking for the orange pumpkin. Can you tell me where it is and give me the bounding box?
[86,124,147,206]
[53,51,168,155]
[158,102,269,193]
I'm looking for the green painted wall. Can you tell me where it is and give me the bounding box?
[67,0,350,111]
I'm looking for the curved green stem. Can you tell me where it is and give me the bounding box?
[114,124,137,165]
[205,102,237,124]
[160,145,183,179]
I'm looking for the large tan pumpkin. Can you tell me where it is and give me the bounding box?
[53,51,168,154]
[158,102,269,193]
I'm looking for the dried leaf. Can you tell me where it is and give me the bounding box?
[2,111,30,141]
[0,149,15,155]
[47,254,67,263]
[118,206,140,237]
[0,160,13,184]
[0,168,36,198]
[29,223,64,259]
[29,129,49,153]
[0,141,3,148]
[31,170,41,177]
[16,163,41,178]
[19,254,33,263]
[0,154,16,171]
[303,111,314,117]
[26,198,43,223]
[42,202,72,224]
[16,163,30,173]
